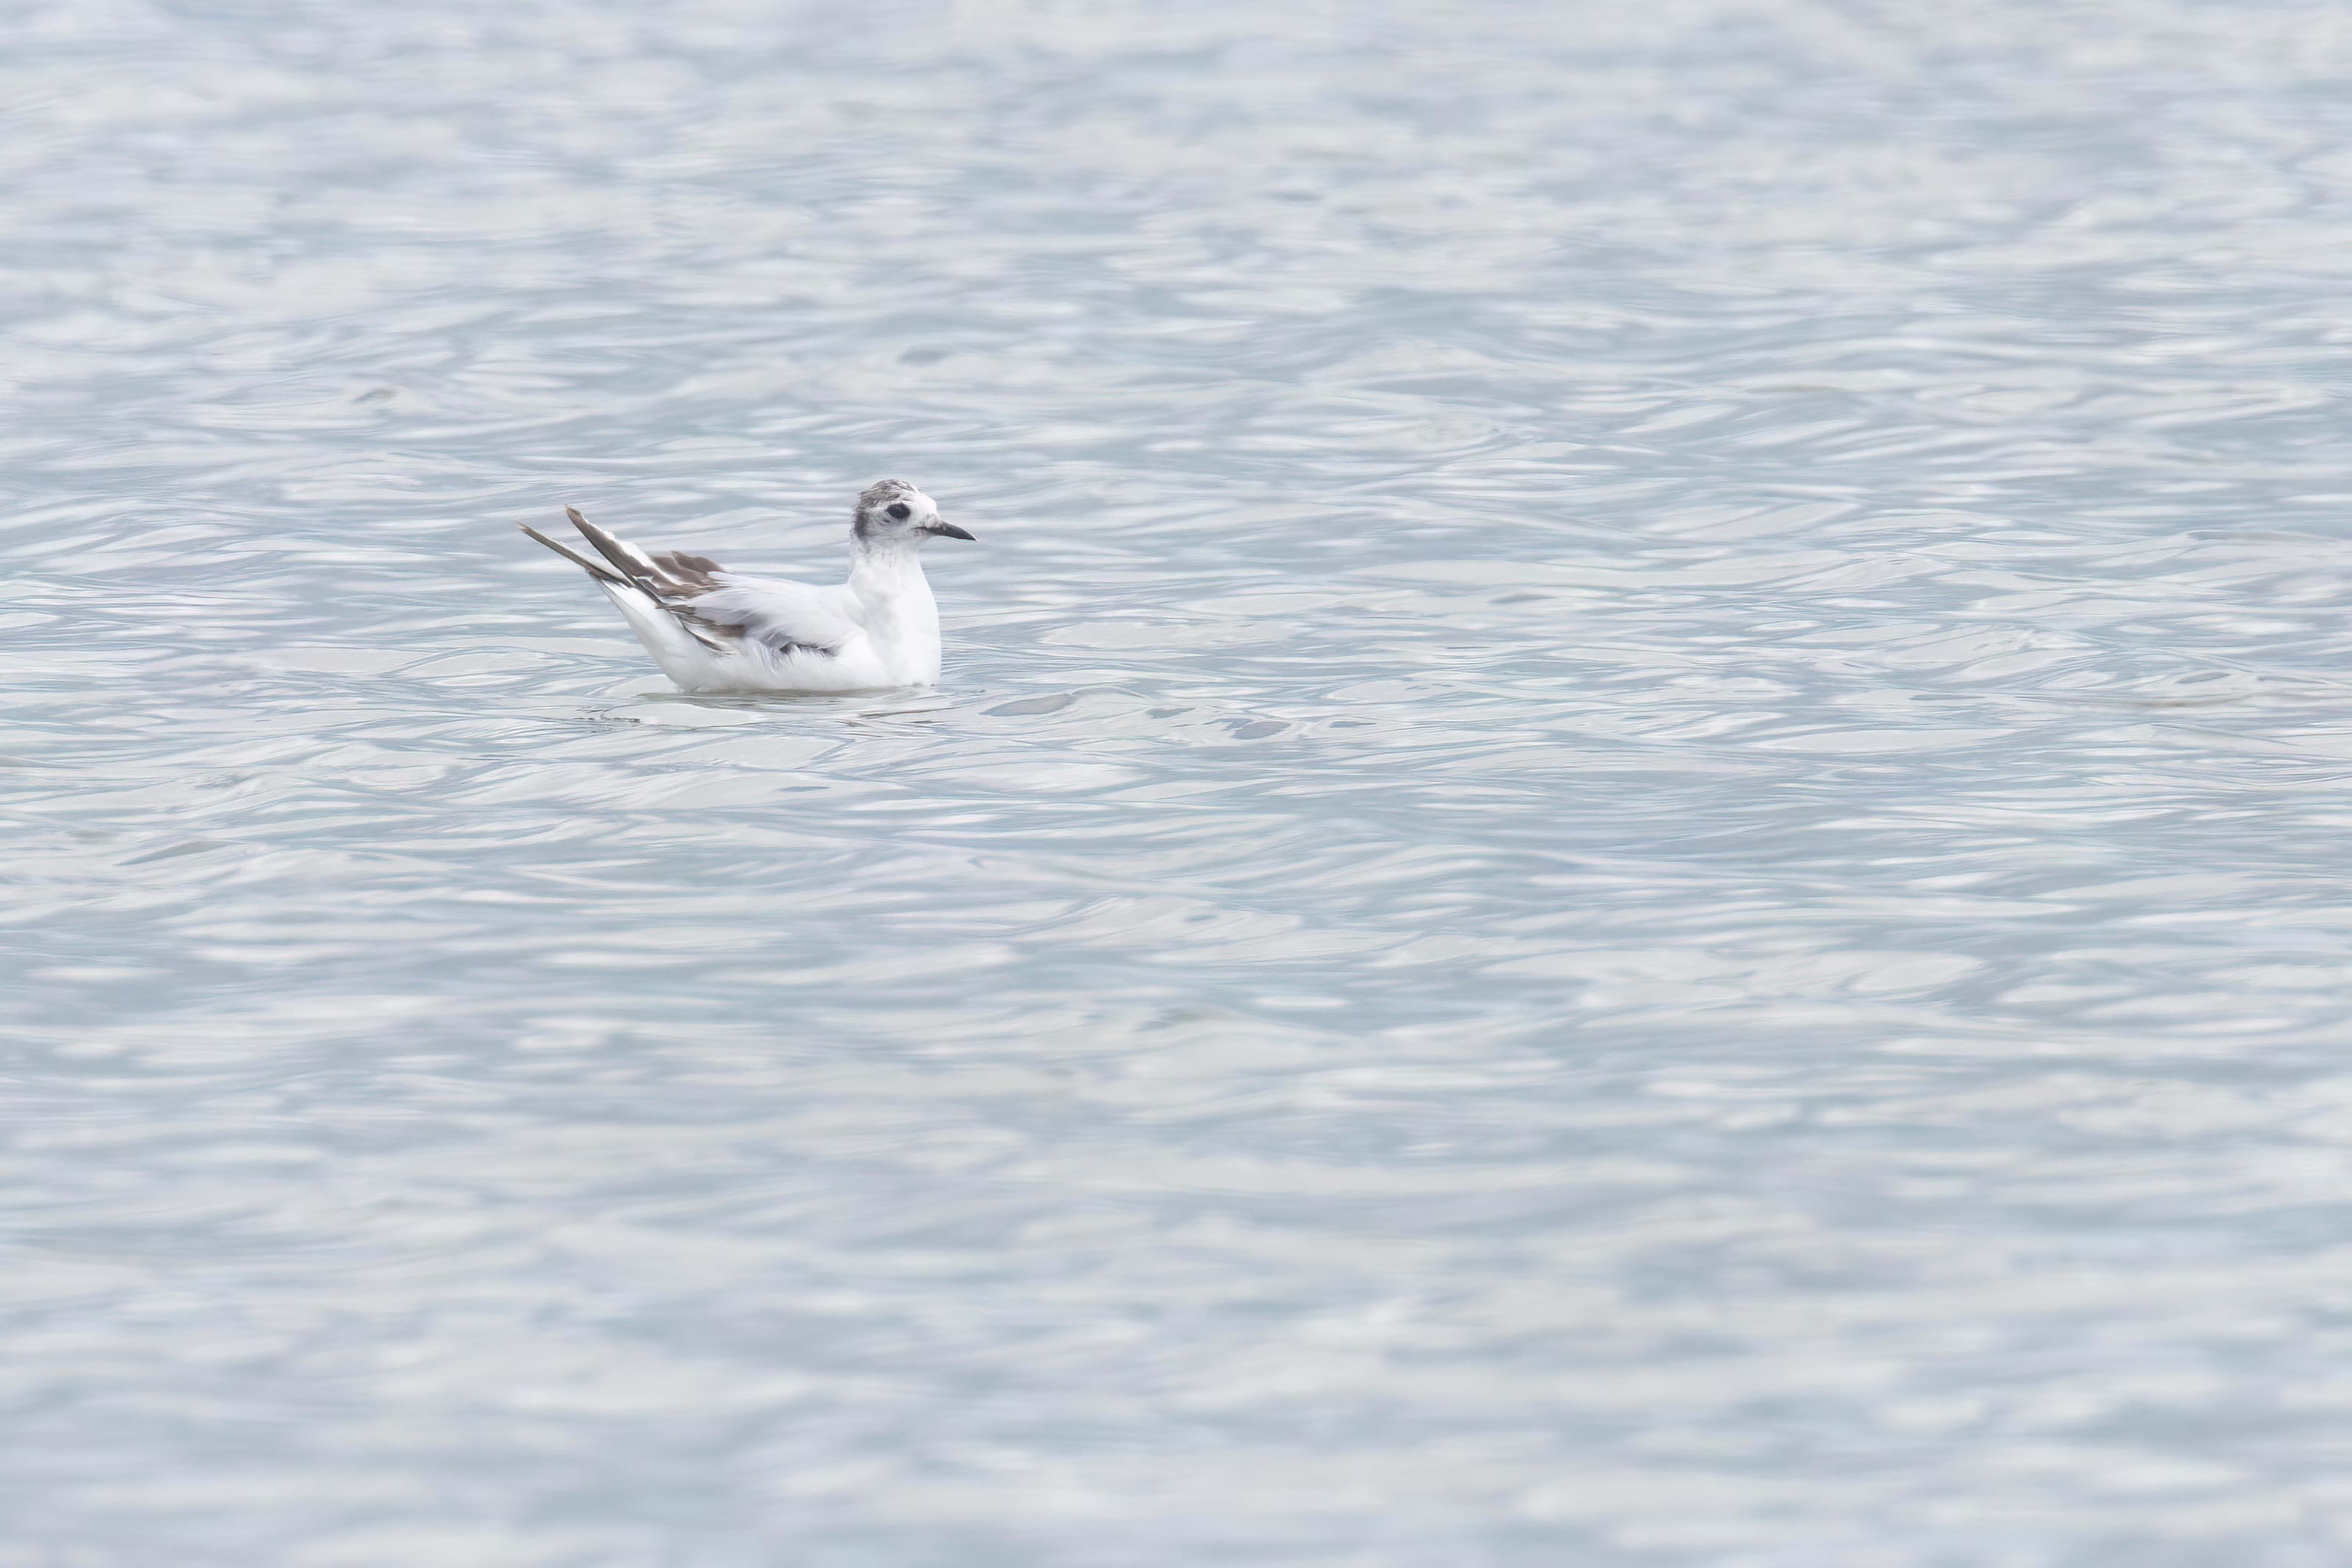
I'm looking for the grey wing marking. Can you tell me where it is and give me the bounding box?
[745,628,842,660]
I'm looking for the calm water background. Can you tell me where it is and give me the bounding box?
[8,1,2352,1562]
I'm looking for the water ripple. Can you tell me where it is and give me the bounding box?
[10,0,2352,1562]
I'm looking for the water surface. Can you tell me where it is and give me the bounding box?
[8,1,2352,1562]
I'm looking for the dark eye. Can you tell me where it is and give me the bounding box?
[885,502,911,521]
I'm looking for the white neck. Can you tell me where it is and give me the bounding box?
[849,534,930,589]
[847,538,941,683]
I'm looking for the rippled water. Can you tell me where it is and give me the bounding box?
[10,1,2352,1562]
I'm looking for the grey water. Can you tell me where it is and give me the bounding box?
[7,1,2352,1563]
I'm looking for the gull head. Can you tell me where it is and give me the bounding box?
[853,479,975,545]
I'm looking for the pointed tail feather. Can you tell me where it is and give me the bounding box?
[520,522,626,583]
[566,507,670,586]
[527,508,732,654]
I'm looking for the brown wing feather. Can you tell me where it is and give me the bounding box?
[648,551,724,594]
[520,523,625,584]
[538,508,736,652]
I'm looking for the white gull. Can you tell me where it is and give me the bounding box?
[522,479,975,694]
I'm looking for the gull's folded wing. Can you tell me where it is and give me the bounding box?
[685,575,864,660]
[525,508,870,661]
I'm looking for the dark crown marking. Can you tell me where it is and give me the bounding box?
[853,478,919,538]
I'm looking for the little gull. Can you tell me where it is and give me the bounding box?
[522,479,975,694]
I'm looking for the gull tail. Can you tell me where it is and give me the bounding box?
[563,506,670,586]
[520,519,626,584]
[523,507,731,654]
